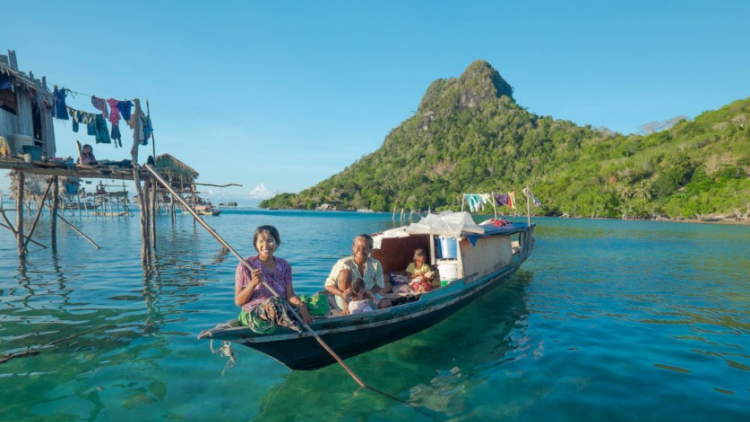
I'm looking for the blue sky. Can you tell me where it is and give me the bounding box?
[2,0,749,204]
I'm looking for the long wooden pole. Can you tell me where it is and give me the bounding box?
[56,213,100,249]
[22,179,54,255]
[51,176,59,247]
[16,171,24,257]
[526,187,531,226]
[142,176,152,262]
[143,164,366,387]
[491,191,498,219]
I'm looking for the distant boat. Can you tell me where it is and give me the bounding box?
[195,204,221,216]
[199,214,535,370]
[315,203,337,211]
[356,208,374,213]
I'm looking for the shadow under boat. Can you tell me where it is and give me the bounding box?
[199,223,535,370]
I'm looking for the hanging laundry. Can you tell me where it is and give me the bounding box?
[479,194,492,211]
[52,87,69,120]
[508,191,517,209]
[106,98,121,125]
[111,124,122,147]
[118,100,132,121]
[94,114,111,144]
[91,96,108,116]
[494,193,510,207]
[142,113,153,145]
[522,187,544,208]
[464,194,477,212]
[87,123,96,136]
[129,99,144,144]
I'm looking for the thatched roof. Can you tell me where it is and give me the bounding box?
[0,59,52,104]
[156,154,199,180]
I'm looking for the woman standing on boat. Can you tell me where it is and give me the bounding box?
[235,225,313,333]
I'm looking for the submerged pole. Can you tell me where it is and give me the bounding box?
[132,167,151,268]
[51,176,59,247]
[149,178,157,251]
[55,213,100,249]
[16,171,24,257]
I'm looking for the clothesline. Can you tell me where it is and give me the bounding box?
[50,84,153,151]
[50,83,132,103]
[462,188,544,214]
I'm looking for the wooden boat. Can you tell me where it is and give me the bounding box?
[195,204,221,216]
[198,219,535,370]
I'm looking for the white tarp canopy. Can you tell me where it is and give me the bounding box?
[372,211,484,249]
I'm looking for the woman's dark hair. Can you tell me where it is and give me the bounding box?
[414,248,426,258]
[82,144,93,152]
[253,225,280,251]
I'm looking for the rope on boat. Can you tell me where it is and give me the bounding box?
[210,339,236,375]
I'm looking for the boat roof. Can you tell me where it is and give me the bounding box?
[373,211,531,248]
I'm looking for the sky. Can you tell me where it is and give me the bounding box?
[2,0,749,204]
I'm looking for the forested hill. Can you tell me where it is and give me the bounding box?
[262,60,750,220]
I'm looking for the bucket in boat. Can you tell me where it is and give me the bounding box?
[437,259,458,285]
[438,236,457,259]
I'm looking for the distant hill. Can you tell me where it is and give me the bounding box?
[262,60,750,221]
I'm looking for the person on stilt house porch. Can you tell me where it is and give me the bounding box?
[78,144,98,165]
[325,233,393,314]
[234,225,313,333]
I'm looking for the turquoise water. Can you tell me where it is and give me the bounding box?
[1,210,749,421]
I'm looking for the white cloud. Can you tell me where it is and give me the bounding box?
[247,183,277,199]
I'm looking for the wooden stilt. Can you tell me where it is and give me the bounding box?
[16,171,24,257]
[51,176,59,248]
[170,195,175,225]
[21,179,54,255]
[149,178,157,251]
[133,168,151,267]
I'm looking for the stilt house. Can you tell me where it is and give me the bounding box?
[0,50,56,160]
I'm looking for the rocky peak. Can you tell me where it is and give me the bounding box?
[418,60,514,112]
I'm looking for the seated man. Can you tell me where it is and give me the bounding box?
[325,233,392,314]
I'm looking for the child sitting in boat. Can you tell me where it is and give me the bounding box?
[345,278,374,314]
[407,248,433,293]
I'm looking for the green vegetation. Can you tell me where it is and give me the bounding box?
[261,60,750,220]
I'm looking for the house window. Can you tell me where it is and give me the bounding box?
[0,87,18,115]
[32,103,43,141]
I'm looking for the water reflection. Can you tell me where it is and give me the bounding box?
[249,272,532,421]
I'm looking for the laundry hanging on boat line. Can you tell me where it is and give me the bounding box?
[522,187,543,208]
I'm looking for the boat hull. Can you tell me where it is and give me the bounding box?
[250,264,520,370]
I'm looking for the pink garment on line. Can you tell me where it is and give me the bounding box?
[107,98,121,126]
